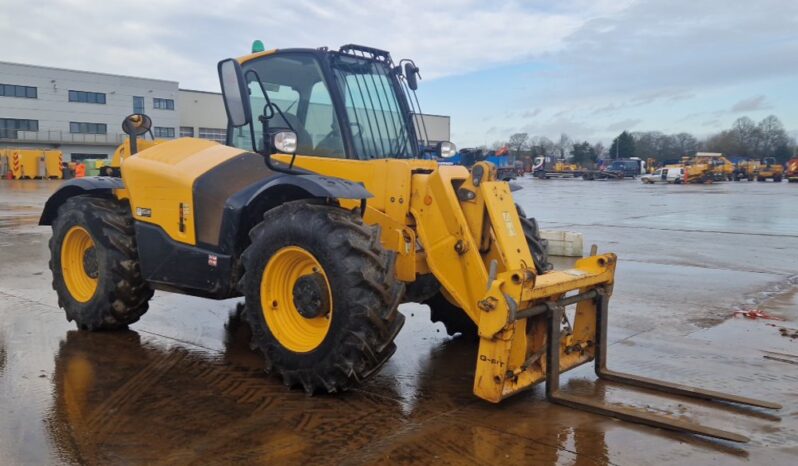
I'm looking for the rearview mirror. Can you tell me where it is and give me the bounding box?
[217,58,252,128]
[404,62,419,91]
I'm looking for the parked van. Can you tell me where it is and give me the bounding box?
[641,166,684,184]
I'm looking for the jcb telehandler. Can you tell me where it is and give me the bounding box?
[41,43,779,443]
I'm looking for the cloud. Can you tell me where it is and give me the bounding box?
[730,95,772,112]
[606,118,642,132]
[521,108,542,118]
[0,0,632,90]
[520,118,597,139]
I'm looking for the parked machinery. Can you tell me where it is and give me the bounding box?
[689,152,734,181]
[733,160,759,181]
[532,156,583,179]
[756,157,784,182]
[39,42,780,443]
[448,147,518,181]
[787,157,798,183]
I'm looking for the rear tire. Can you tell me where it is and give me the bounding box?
[49,196,153,330]
[240,201,405,393]
[424,203,551,337]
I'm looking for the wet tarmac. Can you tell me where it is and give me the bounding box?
[1,178,796,465]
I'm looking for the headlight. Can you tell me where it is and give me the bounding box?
[272,131,297,153]
[438,141,456,158]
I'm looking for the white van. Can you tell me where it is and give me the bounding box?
[641,167,684,184]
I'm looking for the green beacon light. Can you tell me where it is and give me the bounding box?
[252,40,265,53]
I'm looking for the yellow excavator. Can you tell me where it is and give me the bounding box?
[40,42,779,443]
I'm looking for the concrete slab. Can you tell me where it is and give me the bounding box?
[1,178,797,465]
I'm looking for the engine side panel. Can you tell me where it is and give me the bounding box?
[121,138,248,245]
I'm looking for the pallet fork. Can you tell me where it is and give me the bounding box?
[544,288,781,443]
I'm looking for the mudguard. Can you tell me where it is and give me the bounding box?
[210,173,372,255]
[251,173,372,202]
[39,177,124,225]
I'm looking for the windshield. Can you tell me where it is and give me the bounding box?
[330,54,415,159]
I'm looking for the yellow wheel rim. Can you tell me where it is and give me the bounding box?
[260,246,333,353]
[61,226,98,302]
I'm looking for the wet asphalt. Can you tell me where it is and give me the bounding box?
[0,177,796,465]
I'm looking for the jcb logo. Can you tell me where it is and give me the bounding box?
[479,355,504,367]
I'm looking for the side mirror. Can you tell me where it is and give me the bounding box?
[437,141,457,158]
[121,113,152,155]
[217,58,252,128]
[404,62,419,91]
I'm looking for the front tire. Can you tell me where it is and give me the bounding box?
[49,196,153,330]
[240,201,405,393]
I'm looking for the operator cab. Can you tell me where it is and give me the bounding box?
[221,43,455,164]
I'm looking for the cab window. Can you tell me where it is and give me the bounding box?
[233,53,345,157]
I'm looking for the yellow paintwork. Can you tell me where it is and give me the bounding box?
[691,153,734,179]
[274,154,437,282]
[276,153,615,402]
[756,159,784,180]
[260,246,333,353]
[3,148,62,179]
[109,138,165,169]
[61,226,98,302]
[237,49,278,64]
[552,161,580,173]
[787,158,798,181]
[120,138,247,245]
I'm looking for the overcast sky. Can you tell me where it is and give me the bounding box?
[2,0,796,146]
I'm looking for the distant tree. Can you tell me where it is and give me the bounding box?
[529,136,555,156]
[608,131,636,159]
[556,133,572,159]
[757,115,790,162]
[507,133,529,157]
[592,142,605,160]
[570,141,598,165]
[704,115,793,162]
[673,132,698,156]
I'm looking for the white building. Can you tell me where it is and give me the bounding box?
[0,61,179,161]
[177,89,228,143]
[1,61,450,162]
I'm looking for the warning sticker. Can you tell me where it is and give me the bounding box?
[502,211,517,236]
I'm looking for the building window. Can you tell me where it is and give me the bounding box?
[68,90,106,104]
[70,122,107,134]
[0,84,37,99]
[153,98,174,110]
[133,96,145,114]
[70,153,108,162]
[179,126,194,138]
[198,127,226,143]
[0,118,38,139]
[0,118,39,131]
[154,127,175,138]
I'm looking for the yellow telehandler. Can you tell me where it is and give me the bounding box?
[40,43,778,443]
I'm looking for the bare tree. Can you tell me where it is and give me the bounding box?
[556,133,572,159]
[507,133,529,157]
